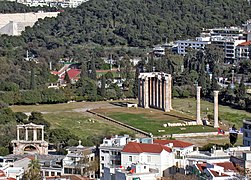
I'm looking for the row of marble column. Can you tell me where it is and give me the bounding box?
[138,75,172,112]
[196,86,219,128]
[17,127,44,141]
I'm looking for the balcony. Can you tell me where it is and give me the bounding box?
[243,136,251,142]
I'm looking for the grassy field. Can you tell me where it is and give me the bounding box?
[10,98,250,146]
[11,102,135,141]
[172,98,251,129]
[93,106,216,136]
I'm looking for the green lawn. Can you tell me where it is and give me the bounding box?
[10,98,250,140]
[43,112,130,138]
[103,112,216,136]
[173,98,251,129]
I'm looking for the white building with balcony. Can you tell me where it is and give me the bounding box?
[236,41,251,61]
[99,135,132,178]
[62,142,96,179]
[176,37,211,56]
[243,119,251,146]
[121,142,174,177]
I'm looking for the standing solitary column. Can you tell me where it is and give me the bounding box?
[196,86,202,125]
[214,91,219,128]
[138,78,141,106]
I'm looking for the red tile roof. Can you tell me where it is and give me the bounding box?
[214,162,237,172]
[0,170,5,177]
[238,41,251,46]
[195,163,207,172]
[122,142,172,153]
[209,169,229,177]
[61,69,81,80]
[153,139,194,148]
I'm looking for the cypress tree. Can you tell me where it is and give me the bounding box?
[64,71,71,84]
[30,68,36,90]
[101,75,106,97]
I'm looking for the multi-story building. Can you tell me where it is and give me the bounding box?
[63,143,96,179]
[236,41,251,61]
[99,135,132,178]
[121,142,174,177]
[243,119,251,146]
[210,36,245,62]
[153,139,194,169]
[176,37,211,56]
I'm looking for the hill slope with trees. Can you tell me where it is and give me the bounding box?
[0,0,250,104]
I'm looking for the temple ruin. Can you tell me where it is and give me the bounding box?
[138,72,172,112]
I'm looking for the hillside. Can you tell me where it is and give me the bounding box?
[0,0,250,93]
[22,0,250,48]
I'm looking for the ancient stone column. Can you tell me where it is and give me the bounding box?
[144,78,149,108]
[149,77,152,107]
[159,79,163,110]
[196,86,202,125]
[152,78,155,108]
[164,77,171,112]
[214,90,219,128]
[155,78,158,108]
[138,78,141,107]
[17,127,20,141]
[168,75,172,110]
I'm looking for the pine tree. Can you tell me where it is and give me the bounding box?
[237,76,246,100]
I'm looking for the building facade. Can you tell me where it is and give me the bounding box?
[243,119,251,146]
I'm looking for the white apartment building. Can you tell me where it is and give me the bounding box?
[121,142,174,177]
[243,119,251,146]
[104,163,159,180]
[153,139,194,169]
[211,36,246,62]
[186,147,230,166]
[99,135,132,178]
[236,41,251,61]
[63,143,96,178]
[176,37,211,56]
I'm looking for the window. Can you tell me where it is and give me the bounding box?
[101,163,104,170]
[57,172,61,176]
[101,156,104,161]
[45,171,49,176]
[147,156,151,163]
[51,172,55,176]
[129,156,132,162]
